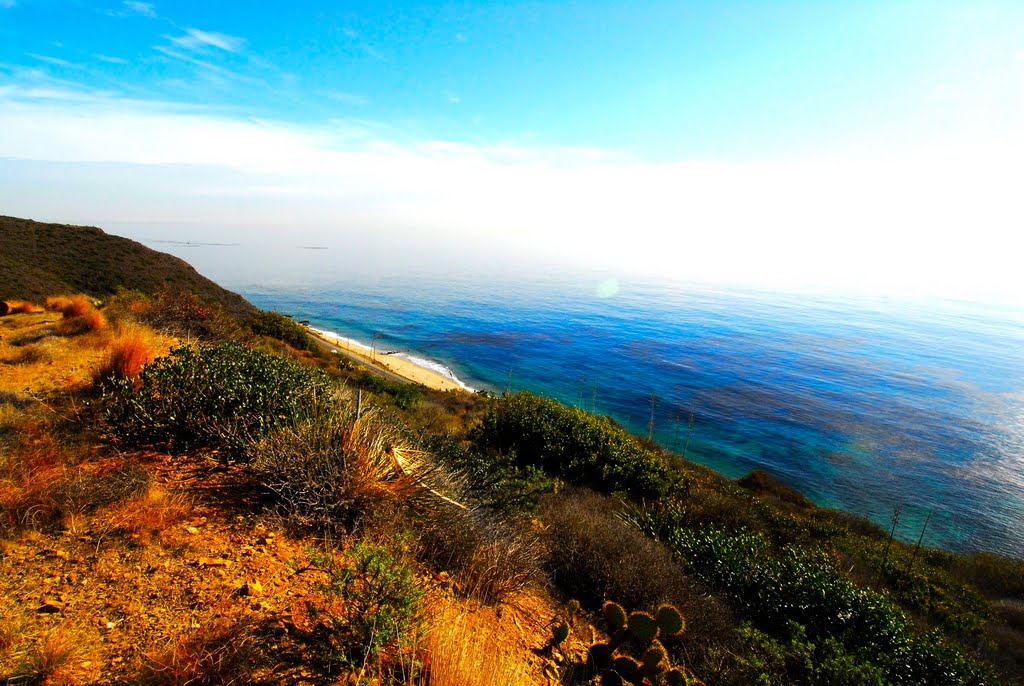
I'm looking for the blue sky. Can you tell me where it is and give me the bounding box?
[1,1,1023,299]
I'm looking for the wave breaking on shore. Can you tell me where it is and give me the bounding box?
[307,326,476,392]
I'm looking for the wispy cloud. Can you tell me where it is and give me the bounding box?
[322,91,371,106]
[28,54,83,70]
[170,28,246,53]
[94,54,129,65]
[123,1,156,18]
[154,45,260,85]
[1,0,15,8]
[341,27,383,60]
[445,91,460,105]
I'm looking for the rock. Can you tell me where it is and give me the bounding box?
[186,526,200,535]
[37,597,65,613]
[196,557,231,568]
[239,580,263,597]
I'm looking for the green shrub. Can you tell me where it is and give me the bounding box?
[733,622,887,686]
[470,392,673,497]
[325,542,422,659]
[351,371,423,410]
[629,504,998,685]
[426,434,554,512]
[102,342,335,459]
[248,311,317,353]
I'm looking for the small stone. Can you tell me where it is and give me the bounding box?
[37,598,65,613]
[196,557,231,568]
[186,527,199,535]
[239,580,263,597]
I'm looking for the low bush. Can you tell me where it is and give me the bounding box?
[352,370,424,410]
[425,434,554,512]
[539,489,736,678]
[540,489,689,611]
[247,310,317,353]
[629,503,997,685]
[250,400,450,532]
[141,287,243,343]
[322,541,423,661]
[419,507,542,603]
[471,392,674,497]
[102,342,334,458]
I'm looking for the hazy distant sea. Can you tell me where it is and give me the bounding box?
[122,233,1024,558]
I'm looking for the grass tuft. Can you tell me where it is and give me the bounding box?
[60,296,93,319]
[416,599,531,686]
[4,626,86,686]
[97,326,156,383]
[3,300,45,315]
[137,618,265,686]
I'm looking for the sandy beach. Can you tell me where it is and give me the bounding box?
[305,326,471,393]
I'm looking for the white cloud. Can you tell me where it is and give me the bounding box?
[154,46,259,85]
[123,1,156,18]
[94,54,129,65]
[28,53,82,69]
[322,91,370,106]
[170,28,245,53]
[445,91,460,105]
[0,90,1021,303]
[1,0,15,8]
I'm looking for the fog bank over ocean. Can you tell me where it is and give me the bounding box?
[114,224,1024,558]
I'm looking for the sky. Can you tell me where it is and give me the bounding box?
[1,1,1023,301]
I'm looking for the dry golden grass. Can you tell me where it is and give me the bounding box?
[58,310,106,336]
[60,295,93,318]
[45,296,73,313]
[1,624,92,686]
[417,598,534,686]
[3,300,45,315]
[96,325,157,383]
[137,618,265,686]
[100,484,190,545]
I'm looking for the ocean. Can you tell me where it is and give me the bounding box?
[121,234,1024,558]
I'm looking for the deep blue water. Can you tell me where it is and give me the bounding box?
[119,234,1024,558]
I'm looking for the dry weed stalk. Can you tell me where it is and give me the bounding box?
[417,600,531,686]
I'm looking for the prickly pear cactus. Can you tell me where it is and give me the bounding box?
[587,601,702,686]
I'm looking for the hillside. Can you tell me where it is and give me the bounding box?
[0,216,253,317]
[2,239,1023,685]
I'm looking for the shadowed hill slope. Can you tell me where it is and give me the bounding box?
[0,215,253,316]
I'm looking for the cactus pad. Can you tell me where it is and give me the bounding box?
[588,642,614,669]
[601,672,625,686]
[665,668,686,686]
[655,604,686,637]
[551,621,570,646]
[627,611,659,643]
[603,601,628,632]
[610,656,643,684]
[640,640,667,669]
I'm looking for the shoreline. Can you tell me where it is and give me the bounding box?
[304,325,475,393]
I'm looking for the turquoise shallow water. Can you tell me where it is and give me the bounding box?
[124,235,1024,558]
